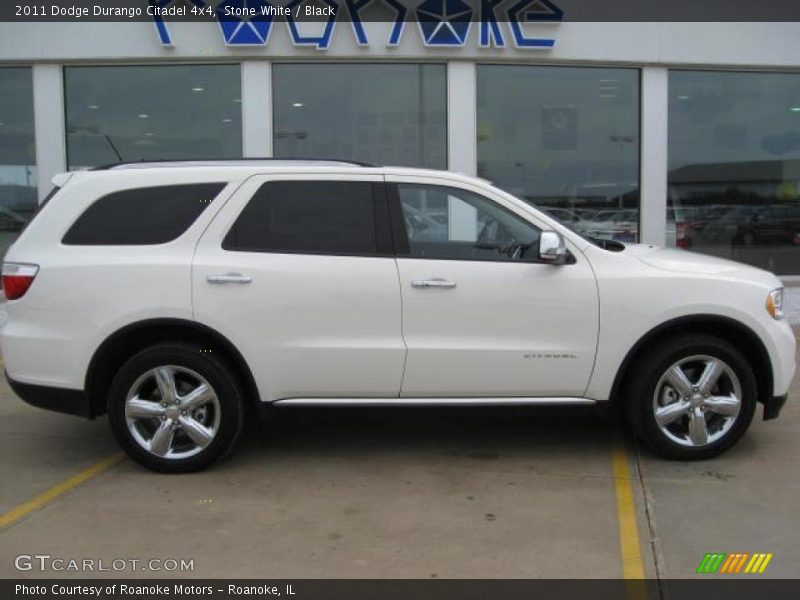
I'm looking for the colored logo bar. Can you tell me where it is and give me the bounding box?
[697,553,773,574]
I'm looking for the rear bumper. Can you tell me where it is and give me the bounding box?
[763,394,788,421]
[6,372,92,418]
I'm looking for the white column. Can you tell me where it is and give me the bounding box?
[241,60,272,157]
[447,61,477,175]
[32,64,66,202]
[639,67,669,246]
[447,62,478,238]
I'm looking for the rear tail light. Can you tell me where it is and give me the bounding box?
[2,263,39,300]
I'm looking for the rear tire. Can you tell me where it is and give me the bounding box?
[108,343,244,473]
[624,333,757,460]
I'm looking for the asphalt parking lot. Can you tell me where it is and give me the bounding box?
[0,326,798,580]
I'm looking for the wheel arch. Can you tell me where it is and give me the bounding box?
[85,318,259,418]
[610,314,773,408]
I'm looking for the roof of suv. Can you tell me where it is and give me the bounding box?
[60,159,490,188]
[92,158,377,170]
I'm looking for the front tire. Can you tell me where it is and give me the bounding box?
[624,333,757,460]
[108,343,245,473]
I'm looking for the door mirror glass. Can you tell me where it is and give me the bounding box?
[539,231,568,264]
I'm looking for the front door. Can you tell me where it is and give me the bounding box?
[389,177,599,398]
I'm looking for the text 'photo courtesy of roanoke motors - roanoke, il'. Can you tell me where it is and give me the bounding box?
[0,1,800,599]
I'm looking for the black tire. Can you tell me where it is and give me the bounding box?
[624,333,757,460]
[108,343,245,473]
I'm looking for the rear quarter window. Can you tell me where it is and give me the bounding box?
[62,183,226,245]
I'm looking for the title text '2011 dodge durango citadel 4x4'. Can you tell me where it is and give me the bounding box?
[1,160,795,472]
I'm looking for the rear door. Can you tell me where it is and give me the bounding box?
[193,174,405,403]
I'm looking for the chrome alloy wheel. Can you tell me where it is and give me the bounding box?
[652,355,742,448]
[124,366,221,460]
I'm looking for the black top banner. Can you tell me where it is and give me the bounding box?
[3,0,800,23]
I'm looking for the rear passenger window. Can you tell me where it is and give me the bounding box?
[223,181,378,255]
[62,183,225,245]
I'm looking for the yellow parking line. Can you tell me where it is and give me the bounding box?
[0,453,124,530]
[612,443,646,580]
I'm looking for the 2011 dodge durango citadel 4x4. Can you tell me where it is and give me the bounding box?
[1,160,795,472]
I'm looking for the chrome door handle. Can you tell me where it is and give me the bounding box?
[411,278,457,289]
[207,273,252,285]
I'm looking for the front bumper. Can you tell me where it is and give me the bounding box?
[6,372,92,418]
[763,394,788,421]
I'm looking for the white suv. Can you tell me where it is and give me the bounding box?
[1,160,795,472]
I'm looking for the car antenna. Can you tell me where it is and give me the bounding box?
[104,134,123,161]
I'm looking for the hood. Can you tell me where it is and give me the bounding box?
[630,244,780,286]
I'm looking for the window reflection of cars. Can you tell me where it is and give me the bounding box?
[539,207,590,235]
[582,209,639,242]
[568,182,639,206]
[689,204,800,248]
[575,208,600,221]
[697,206,761,246]
[667,207,700,248]
[0,207,28,232]
[736,205,800,247]
[666,204,736,249]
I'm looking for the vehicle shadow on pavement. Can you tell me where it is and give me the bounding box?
[226,406,624,471]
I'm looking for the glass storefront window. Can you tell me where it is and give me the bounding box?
[477,65,640,243]
[668,71,800,275]
[272,64,446,169]
[0,67,36,261]
[65,65,242,169]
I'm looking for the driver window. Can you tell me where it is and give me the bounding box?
[396,184,541,261]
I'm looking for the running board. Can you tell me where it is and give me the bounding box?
[271,397,597,408]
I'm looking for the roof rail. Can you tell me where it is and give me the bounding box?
[90,157,379,170]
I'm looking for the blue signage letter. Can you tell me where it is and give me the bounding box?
[345,0,373,45]
[286,0,339,49]
[507,0,562,48]
[149,0,209,46]
[416,0,473,47]
[217,0,276,46]
[479,0,505,48]
[346,0,410,47]
[382,0,408,47]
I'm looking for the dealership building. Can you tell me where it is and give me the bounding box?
[1,6,800,278]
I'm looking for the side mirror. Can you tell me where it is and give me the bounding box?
[539,231,568,264]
